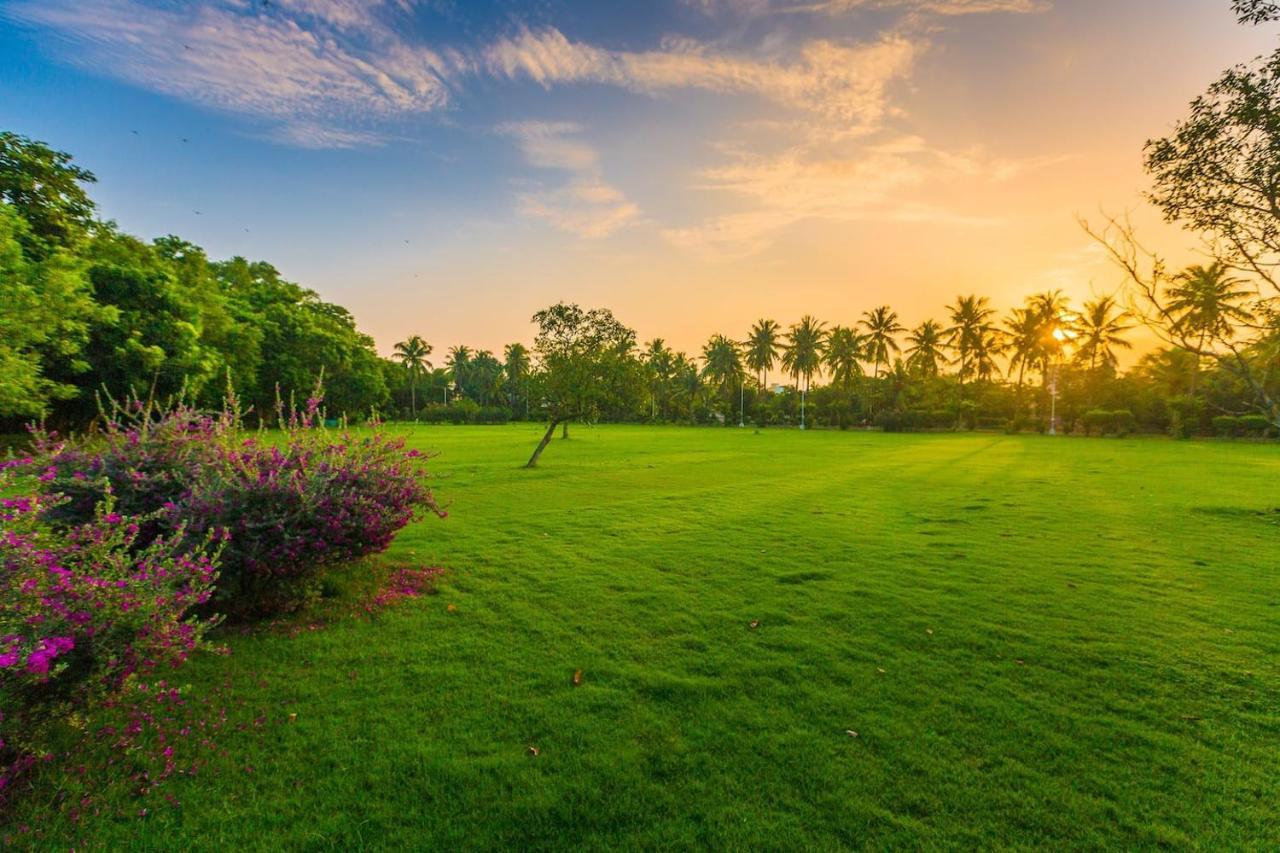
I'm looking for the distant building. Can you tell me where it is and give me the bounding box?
[771,384,789,395]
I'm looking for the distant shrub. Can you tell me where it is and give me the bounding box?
[474,406,512,425]
[1212,415,1241,438]
[31,396,444,618]
[1239,414,1271,437]
[1111,410,1136,436]
[0,479,220,791]
[1084,409,1136,437]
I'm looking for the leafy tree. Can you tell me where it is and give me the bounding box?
[0,205,97,416]
[782,316,826,429]
[745,319,781,388]
[0,131,96,257]
[393,335,433,417]
[525,303,641,467]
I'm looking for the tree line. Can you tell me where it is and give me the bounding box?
[3,4,1278,447]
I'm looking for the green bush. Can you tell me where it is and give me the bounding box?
[1212,415,1241,438]
[1239,414,1272,437]
[1082,409,1110,436]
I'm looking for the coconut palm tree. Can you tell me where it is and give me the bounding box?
[823,326,864,390]
[859,305,904,378]
[745,319,781,388]
[945,295,999,387]
[672,352,703,423]
[904,320,945,377]
[1003,307,1042,393]
[1167,262,1255,348]
[503,342,531,417]
[702,334,744,422]
[643,338,676,420]
[392,335,432,417]
[782,315,826,429]
[1075,296,1133,372]
[445,345,472,401]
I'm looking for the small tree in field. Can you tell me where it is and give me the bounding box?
[525,303,641,468]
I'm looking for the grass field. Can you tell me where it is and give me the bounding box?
[15,425,1280,849]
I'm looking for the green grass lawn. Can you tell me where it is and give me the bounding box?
[15,425,1280,849]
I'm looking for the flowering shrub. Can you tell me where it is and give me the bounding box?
[31,395,444,618]
[0,479,221,794]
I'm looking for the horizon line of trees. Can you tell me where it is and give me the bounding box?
[4,3,1279,446]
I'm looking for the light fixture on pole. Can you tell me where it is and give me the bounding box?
[1048,315,1079,436]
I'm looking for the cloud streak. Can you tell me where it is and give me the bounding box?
[484,28,918,127]
[3,0,457,146]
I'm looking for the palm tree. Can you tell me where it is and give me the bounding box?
[1167,262,1255,349]
[503,342,531,417]
[905,320,944,377]
[1003,307,1042,393]
[782,315,826,429]
[672,352,703,424]
[644,338,676,420]
[945,295,999,387]
[1075,296,1133,372]
[1026,291,1077,375]
[859,306,904,378]
[745,319,781,388]
[823,326,863,390]
[445,345,472,402]
[702,334,745,424]
[392,335,433,417]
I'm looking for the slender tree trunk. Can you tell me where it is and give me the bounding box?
[410,379,417,419]
[527,420,560,468]
[561,421,570,439]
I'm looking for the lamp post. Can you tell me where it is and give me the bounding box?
[800,385,807,431]
[1047,317,1078,436]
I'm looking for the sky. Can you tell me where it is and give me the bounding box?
[1,0,1277,362]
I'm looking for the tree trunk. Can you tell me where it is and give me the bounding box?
[561,421,570,439]
[526,420,560,468]
[410,380,417,419]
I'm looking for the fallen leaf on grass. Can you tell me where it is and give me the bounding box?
[925,628,934,636]
[572,669,583,686]
[749,620,760,630]
[446,604,458,614]
[845,730,859,738]
[527,746,540,757]
[1015,659,1025,666]
[876,667,885,674]
[288,713,297,723]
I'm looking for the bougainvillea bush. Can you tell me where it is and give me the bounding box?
[0,475,221,794]
[32,395,444,618]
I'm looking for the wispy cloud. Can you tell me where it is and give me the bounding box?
[484,28,918,127]
[499,122,639,239]
[2,0,457,145]
[687,0,1048,17]
[664,132,1064,257]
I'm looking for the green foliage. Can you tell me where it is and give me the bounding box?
[0,131,96,257]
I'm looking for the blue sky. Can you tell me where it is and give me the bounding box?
[1,0,1275,358]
